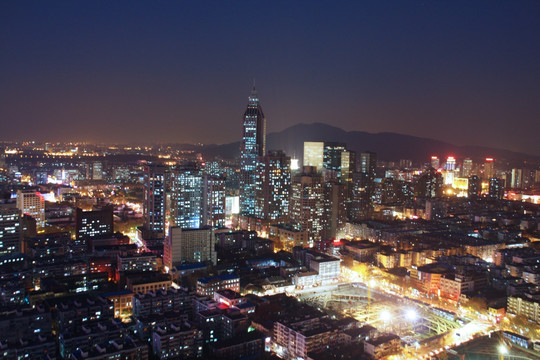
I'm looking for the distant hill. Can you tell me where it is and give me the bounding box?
[200,123,540,166]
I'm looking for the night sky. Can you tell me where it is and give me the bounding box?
[1,1,539,155]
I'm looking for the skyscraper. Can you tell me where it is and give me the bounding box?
[446,156,456,171]
[303,142,324,170]
[430,156,440,170]
[323,142,346,178]
[462,158,473,177]
[143,164,166,237]
[170,163,203,229]
[483,158,494,180]
[290,166,325,244]
[239,87,266,217]
[254,150,291,221]
[202,175,226,228]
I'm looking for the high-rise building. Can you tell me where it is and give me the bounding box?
[462,158,473,177]
[430,156,440,170]
[323,142,346,178]
[0,204,22,256]
[92,161,104,180]
[290,166,325,244]
[255,150,291,221]
[303,142,324,171]
[16,190,45,230]
[170,163,203,229]
[324,181,347,239]
[467,175,481,199]
[489,178,504,200]
[75,206,114,241]
[416,168,443,198]
[202,175,226,228]
[511,168,523,189]
[359,151,377,207]
[446,156,456,171]
[483,158,494,180]
[163,227,216,270]
[239,87,266,217]
[143,164,166,237]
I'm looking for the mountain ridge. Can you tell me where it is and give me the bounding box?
[200,123,540,166]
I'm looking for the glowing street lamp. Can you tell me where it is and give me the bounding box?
[380,309,391,322]
[405,309,418,321]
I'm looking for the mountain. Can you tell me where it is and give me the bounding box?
[200,123,540,165]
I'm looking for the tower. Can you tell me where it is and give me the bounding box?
[239,86,266,216]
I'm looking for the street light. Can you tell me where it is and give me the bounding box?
[405,309,418,321]
[380,309,391,322]
[498,344,508,355]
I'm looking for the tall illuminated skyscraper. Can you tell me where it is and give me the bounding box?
[430,156,440,170]
[462,158,473,177]
[303,142,324,170]
[483,158,494,180]
[255,150,291,221]
[202,175,226,228]
[143,164,166,237]
[239,86,266,216]
[290,166,325,244]
[446,156,456,171]
[170,163,203,229]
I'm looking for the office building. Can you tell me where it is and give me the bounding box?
[511,168,523,189]
[0,204,22,256]
[483,158,494,180]
[164,226,216,270]
[290,166,325,243]
[239,86,266,217]
[255,150,291,221]
[430,156,440,170]
[303,141,324,170]
[462,158,473,177]
[170,163,203,229]
[143,164,166,237]
[196,274,240,297]
[416,167,443,198]
[446,156,456,171]
[75,206,114,241]
[489,178,504,200]
[16,190,45,230]
[467,175,481,199]
[203,175,226,228]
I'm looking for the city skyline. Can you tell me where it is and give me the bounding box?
[1,1,540,156]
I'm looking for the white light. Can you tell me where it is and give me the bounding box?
[499,345,508,355]
[380,310,391,322]
[406,309,418,321]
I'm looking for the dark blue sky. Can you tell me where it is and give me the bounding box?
[1,1,539,155]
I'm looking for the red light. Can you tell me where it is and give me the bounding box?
[431,156,438,159]
[485,158,493,162]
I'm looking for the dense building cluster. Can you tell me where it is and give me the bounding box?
[0,88,540,359]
